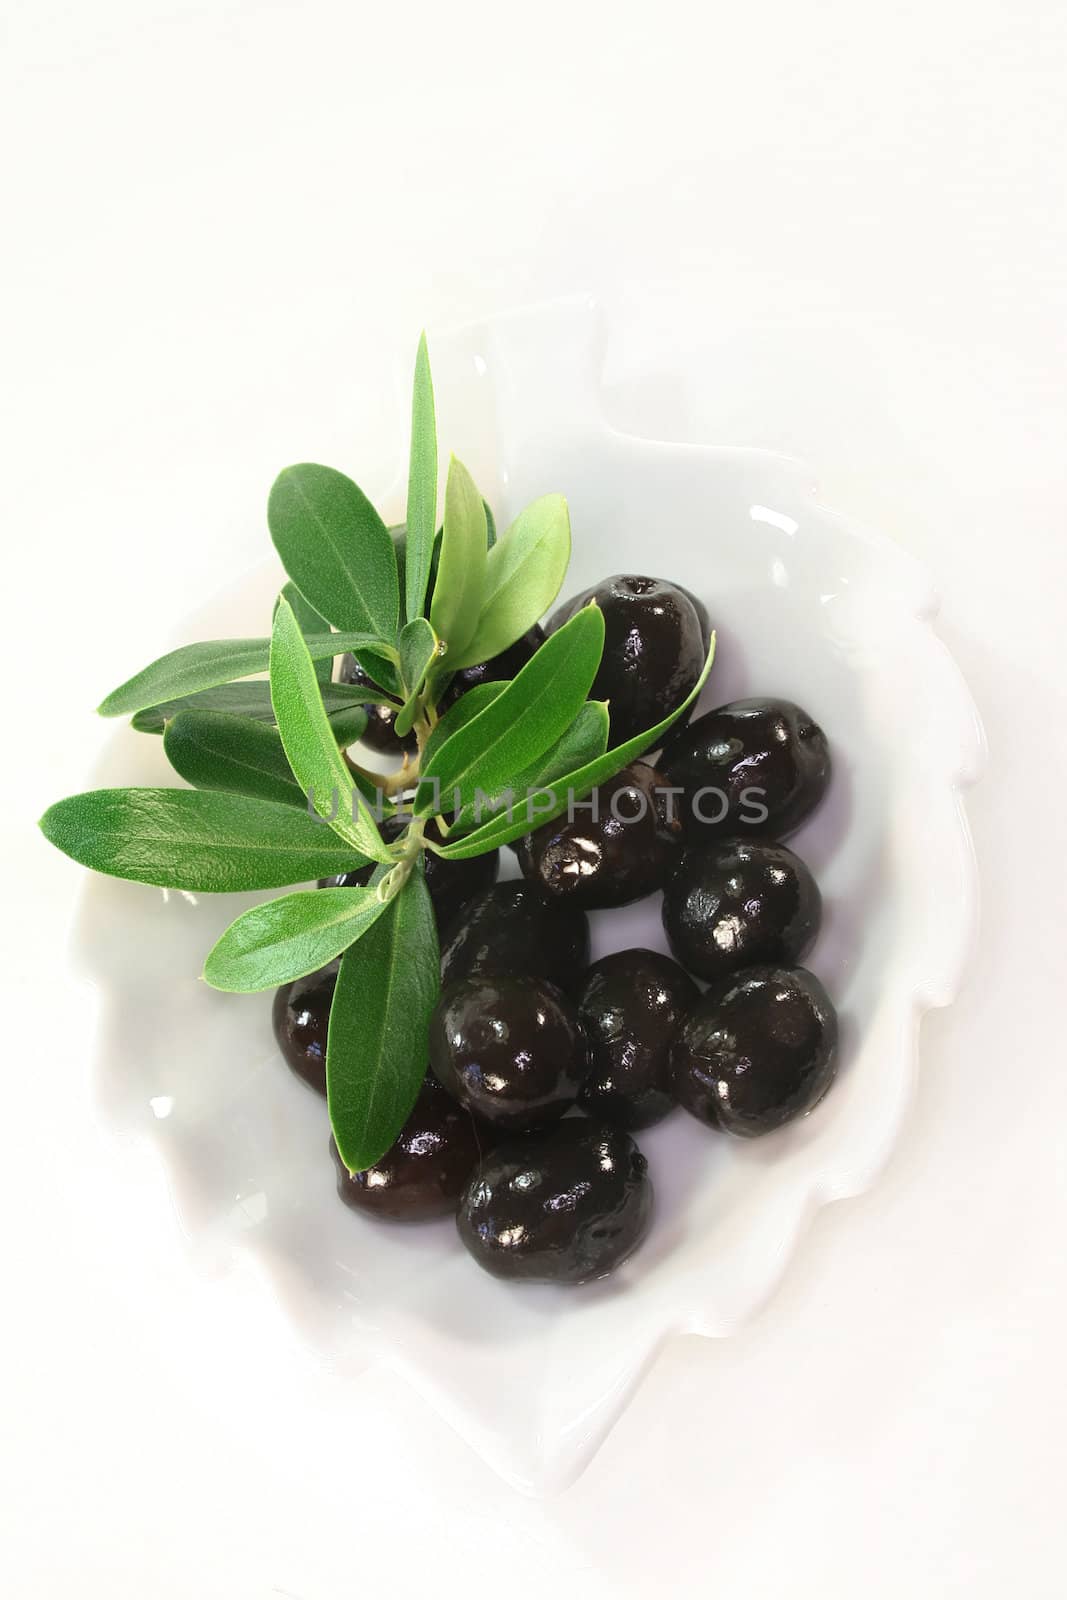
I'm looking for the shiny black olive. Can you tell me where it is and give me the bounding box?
[457,1121,653,1284]
[320,816,499,931]
[546,575,709,745]
[329,1076,492,1221]
[439,881,590,992]
[659,697,831,843]
[662,839,821,980]
[429,976,587,1131]
[271,961,338,1095]
[678,583,711,642]
[514,761,684,910]
[575,948,698,1129]
[671,965,838,1136]
[439,625,545,711]
[338,652,416,758]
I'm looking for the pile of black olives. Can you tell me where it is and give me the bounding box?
[273,572,840,1287]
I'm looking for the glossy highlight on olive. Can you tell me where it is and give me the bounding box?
[662,838,821,980]
[546,574,708,745]
[672,965,838,1136]
[659,696,831,843]
[429,975,587,1131]
[576,948,697,1129]
[271,961,338,1095]
[439,881,590,992]
[330,1075,491,1221]
[457,1120,653,1284]
[515,761,684,910]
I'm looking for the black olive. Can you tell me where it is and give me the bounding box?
[271,961,338,1095]
[672,965,838,1136]
[546,575,708,745]
[321,816,499,931]
[659,697,830,843]
[457,1121,653,1284]
[429,975,587,1131]
[662,839,821,980]
[337,652,417,758]
[439,625,545,711]
[575,948,697,1129]
[514,761,684,910]
[678,583,711,642]
[439,881,590,992]
[329,1076,492,1221]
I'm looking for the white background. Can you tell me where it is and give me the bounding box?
[4,1,1067,1594]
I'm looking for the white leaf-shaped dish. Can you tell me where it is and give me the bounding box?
[74,298,983,1492]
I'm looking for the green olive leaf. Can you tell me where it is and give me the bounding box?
[420,682,507,771]
[346,536,407,695]
[392,617,442,739]
[276,582,333,685]
[38,788,371,891]
[448,494,571,670]
[404,333,438,623]
[349,642,403,697]
[130,682,376,735]
[429,456,487,661]
[99,631,384,719]
[388,522,408,616]
[433,633,717,858]
[416,604,604,815]
[268,463,399,637]
[165,709,315,809]
[392,519,448,618]
[398,616,440,696]
[327,864,440,1173]
[449,699,609,833]
[391,700,418,741]
[270,598,393,862]
[203,887,387,993]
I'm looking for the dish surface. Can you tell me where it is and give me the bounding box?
[74,298,983,1491]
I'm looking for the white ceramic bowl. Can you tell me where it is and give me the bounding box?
[73,298,983,1491]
